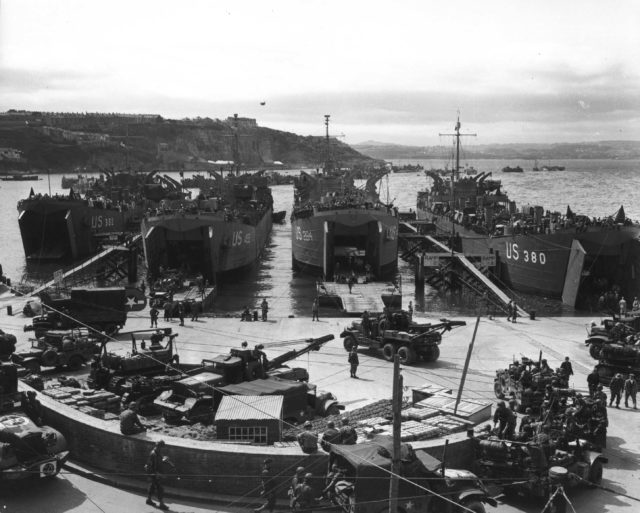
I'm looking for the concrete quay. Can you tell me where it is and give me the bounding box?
[1,294,639,510]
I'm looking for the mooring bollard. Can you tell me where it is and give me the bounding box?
[6,305,13,316]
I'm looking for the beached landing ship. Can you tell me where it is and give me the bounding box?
[17,169,184,261]
[291,116,399,279]
[416,117,640,307]
[141,170,273,284]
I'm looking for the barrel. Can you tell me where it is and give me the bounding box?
[530,310,536,320]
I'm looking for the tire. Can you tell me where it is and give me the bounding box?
[67,355,84,370]
[41,349,58,367]
[459,499,486,513]
[325,404,341,417]
[343,335,357,352]
[588,460,603,487]
[382,343,395,362]
[397,346,416,365]
[430,345,440,361]
[493,380,503,398]
[379,319,388,332]
[589,344,601,359]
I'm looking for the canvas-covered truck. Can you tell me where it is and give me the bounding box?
[329,438,496,513]
[0,362,70,480]
[341,310,466,364]
[24,287,127,337]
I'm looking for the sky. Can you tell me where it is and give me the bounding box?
[1,0,639,145]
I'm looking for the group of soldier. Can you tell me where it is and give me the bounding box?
[492,356,609,450]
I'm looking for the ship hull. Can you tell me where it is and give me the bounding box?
[421,211,640,302]
[291,208,399,279]
[18,198,137,260]
[142,209,273,283]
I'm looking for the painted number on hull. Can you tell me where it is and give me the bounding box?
[91,216,115,229]
[295,227,313,242]
[232,231,251,246]
[505,242,546,265]
[385,226,398,241]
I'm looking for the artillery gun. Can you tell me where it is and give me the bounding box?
[341,310,466,364]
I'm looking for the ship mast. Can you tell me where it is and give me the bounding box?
[324,114,334,173]
[232,113,240,176]
[439,114,476,253]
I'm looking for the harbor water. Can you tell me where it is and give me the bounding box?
[1,159,639,318]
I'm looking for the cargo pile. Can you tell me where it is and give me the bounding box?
[42,386,121,420]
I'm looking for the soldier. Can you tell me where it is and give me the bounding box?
[297,421,318,454]
[321,464,345,503]
[291,473,316,513]
[348,347,359,379]
[177,302,185,326]
[145,440,173,510]
[254,458,276,513]
[311,299,319,322]
[519,407,534,434]
[289,467,306,510]
[493,401,516,439]
[587,367,600,396]
[339,417,357,445]
[609,373,625,408]
[190,301,201,321]
[150,306,159,328]
[119,401,146,435]
[594,385,608,405]
[361,310,371,338]
[559,356,573,378]
[261,298,269,321]
[320,421,341,453]
[624,373,638,409]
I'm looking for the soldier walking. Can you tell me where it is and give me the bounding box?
[624,373,638,409]
[178,302,185,326]
[145,440,173,510]
[609,373,624,408]
[311,299,319,321]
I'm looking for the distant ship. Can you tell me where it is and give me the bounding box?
[17,170,183,260]
[290,116,398,279]
[141,170,273,284]
[502,166,523,173]
[1,173,40,181]
[416,117,640,307]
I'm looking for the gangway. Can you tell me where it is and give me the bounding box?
[422,235,528,317]
[30,235,142,296]
[318,281,400,315]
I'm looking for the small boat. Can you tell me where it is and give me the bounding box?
[272,210,287,223]
[502,166,523,173]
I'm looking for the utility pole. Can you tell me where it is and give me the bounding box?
[439,114,476,256]
[389,354,403,513]
[454,316,480,415]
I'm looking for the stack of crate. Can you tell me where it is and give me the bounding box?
[43,386,121,419]
[421,414,473,435]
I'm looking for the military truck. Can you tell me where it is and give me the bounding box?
[25,287,128,336]
[472,435,606,501]
[585,316,638,359]
[330,438,496,513]
[0,362,70,479]
[341,310,466,364]
[12,329,103,372]
[153,335,337,424]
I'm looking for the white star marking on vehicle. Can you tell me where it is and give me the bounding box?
[404,500,415,510]
[126,296,137,308]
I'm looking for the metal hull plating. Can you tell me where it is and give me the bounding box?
[18,198,137,260]
[426,213,640,299]
[142,209,272,283]
[291,208,399,279]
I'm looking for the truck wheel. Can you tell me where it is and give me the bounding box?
[589,344,601,359]
[382,343,395,361]
[68,355,84,370]
[588,460,603,487]
[325,404,341,417]
[397,346,416,365]
[41,349,58,367]
[429,345,440,361]
[460,499,486,513]
[343,335,357,352]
